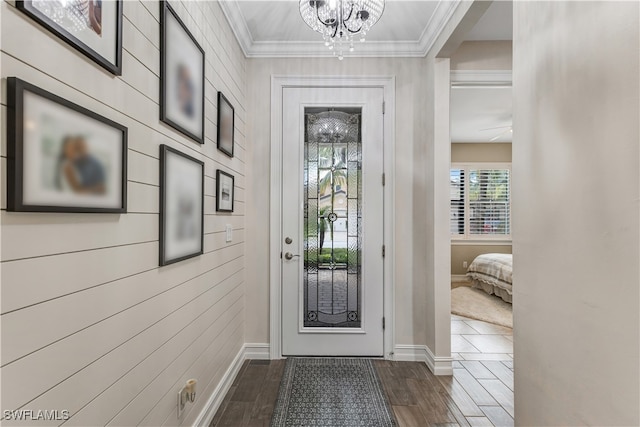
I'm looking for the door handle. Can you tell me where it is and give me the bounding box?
[284,252,300,260]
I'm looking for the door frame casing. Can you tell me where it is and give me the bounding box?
[269,75,396,359]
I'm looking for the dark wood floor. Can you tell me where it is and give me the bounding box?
[211,359,513,427]
[211,317,514,427]
[211,359,285,427]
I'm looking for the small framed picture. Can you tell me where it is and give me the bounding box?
[217,92,235,157]
[216,170,234,212]
[6,77,127,213]
[159,145,204,266]
[16,0,123,75]
[160,0,205,144]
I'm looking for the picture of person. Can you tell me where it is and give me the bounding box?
[88,0,102,36]
[70,0,103,36]
[9,77,126,212]
[176,63,195,118]
[21,0,120,74]
[159,145,203,265]
[175,192,197,240]
[160,2,204,143]
[56,135,106,195]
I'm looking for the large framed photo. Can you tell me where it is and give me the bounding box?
[216,170,234,212]
[160,1,205,144]
[217,92,235,157]
[16,0,123,75]
[159,145,204,266]
[6,77,127,213]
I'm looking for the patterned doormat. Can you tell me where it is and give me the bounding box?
[271,358,396,427]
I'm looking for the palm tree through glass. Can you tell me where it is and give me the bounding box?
[304,109,361,328]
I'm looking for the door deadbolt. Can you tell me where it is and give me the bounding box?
[284,237,293,244]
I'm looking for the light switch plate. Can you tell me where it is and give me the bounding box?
[225,224,232,242]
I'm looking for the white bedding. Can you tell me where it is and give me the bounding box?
[466,253,513,303]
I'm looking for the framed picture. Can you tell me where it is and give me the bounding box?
[160,1,205,144]
[6,77,127,213]
[159,145,204,266]
[217,92,235,157]
[16,0,123,75]
[216,170,234,212]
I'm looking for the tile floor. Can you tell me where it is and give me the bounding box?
[448,314,514,426]
[451,314,513,361]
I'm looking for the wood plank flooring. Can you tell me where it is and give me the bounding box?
[211,359,285,427]
[211,316,514,427]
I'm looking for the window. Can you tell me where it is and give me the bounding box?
[451,164,511,240]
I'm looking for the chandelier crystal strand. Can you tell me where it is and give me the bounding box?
[300,0,385,60]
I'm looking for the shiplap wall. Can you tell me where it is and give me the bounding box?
[0,1,246,425]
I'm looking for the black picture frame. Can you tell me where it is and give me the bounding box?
[217,92,235,157]
[160,0,205,144]
[6,77,128,213]
[16,0,123,75]
[159,144,204,266]
[216,169,235,212]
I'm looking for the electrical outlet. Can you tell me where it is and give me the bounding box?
[225,224,233,242]
[177,379,197,419]
[463,261,468,269]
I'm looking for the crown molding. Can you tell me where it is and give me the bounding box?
[219,0,254,57]
[219,0,463,58]
[247,40,428,58]
[417,0,463,56]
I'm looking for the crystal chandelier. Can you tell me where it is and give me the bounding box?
[300,0,385,60]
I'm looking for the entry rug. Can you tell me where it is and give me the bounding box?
[271,358,396,427]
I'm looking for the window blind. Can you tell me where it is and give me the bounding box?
[450,168,464,235]
[451,165,511,239]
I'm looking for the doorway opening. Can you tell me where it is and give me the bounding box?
[439,0,515,422]
[449,77,513,336]
[448,66,515,427]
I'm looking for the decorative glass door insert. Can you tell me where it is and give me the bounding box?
[304,108,361,328]
[281,86,384,356]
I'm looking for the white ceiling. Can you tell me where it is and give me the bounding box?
[220,1,513,142]
[450,86,512,143]
[220,0,513,57]
[451,1,513,144]
[465,1,512,41]
[237,1,438,42]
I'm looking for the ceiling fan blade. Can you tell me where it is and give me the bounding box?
[489,128,512,142]
[479,125,512,132]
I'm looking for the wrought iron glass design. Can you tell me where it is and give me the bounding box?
[304,109,362,328]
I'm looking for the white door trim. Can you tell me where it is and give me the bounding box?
[270,75,396,359]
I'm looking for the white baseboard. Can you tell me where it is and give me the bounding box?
[194,342,271,426]
[194,342,452,425]
[244,343,270,360]
[394,344,453,376]
[394,344,428,362]
[424,345,454,376]
[451,274,471,284]
[193,345,245,427]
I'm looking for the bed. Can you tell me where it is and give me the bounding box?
[466,253,513,303]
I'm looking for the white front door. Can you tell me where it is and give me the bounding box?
[281,86,385,356]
